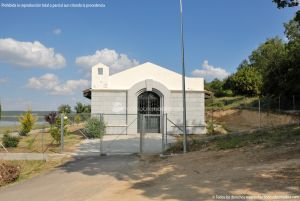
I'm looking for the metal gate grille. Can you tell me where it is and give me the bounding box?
[138,91,160,133]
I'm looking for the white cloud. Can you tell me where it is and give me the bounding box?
[192,60,230,82]
[53,28,61,35]
[75,48,139,74]
[0,38,66,68]
[0,77,7,84]
[26,73,89,95]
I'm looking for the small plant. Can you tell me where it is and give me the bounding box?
[49,116,69,144]
[2,131,19,147]
[19,110,37,136]
[58,104,72,114]
[44,112,58,127]
[74,114,81,124]
[84,117,106,138]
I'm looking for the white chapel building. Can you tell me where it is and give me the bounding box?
[83,62,206,134]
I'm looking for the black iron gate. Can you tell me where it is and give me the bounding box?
[138,91,161,133]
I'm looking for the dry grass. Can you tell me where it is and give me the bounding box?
[0,157,70,187]
[0,125,84,153]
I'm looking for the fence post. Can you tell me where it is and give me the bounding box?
[162,114,165,153]
[259,98,261,129]
[99,114,104,156]
[60,114,64,153]
[140,114,144,154]
[211,95,214,134]
[165,113,168,145]
[279,95,281,112]
[293,95,295,111]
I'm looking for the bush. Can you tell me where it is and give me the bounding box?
[19,110,37,136]
[49,117,69,144]
[50,127,60,144]
[0,163,20,186]
[74,114,81,124]
[84,117,106,138]
[2,132,19,147]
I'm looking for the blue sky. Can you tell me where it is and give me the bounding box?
[0,0,298,110]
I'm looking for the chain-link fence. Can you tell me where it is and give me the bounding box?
[63,113,176,155]
[206,95,300,134]
[0,111,85,156]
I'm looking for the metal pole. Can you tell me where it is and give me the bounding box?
[211,95,214,134]
[100,114,104,156]
[60,114,64,153]
[259,98,261,129]
[180,0,187,154]
[279,95,281,112]
[140,114,144,154]
[165,113,168,145]
[293,95,295,111]
[162,114,165,153]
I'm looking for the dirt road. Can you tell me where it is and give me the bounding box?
[0,144,299,201]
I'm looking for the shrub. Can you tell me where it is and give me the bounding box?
[49,117,69,144]
[0,163,20,186]
[19,110,37,136]
[2,132,19,147]
[44,112,58,126]
[84,117,106,138]
[50,127,60,144]
[74,114,81,124]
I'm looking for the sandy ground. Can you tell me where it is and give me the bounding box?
[209,109,299,132]
[0,143,299,201]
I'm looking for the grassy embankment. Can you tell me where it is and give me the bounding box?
[167,124,300,153]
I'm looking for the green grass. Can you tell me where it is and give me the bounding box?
[205,96,258,110]
[166,125,300,153]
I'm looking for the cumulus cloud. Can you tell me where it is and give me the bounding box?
[26,73,89,95]
[53,28,61,35]
[75,48,139,74]
[0,77,7,84]
[192,60,230,82]
[0,38,66,68]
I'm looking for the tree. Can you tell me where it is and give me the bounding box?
[74,102,85,113]
[227,65,262,96]
[74,102,91,113]
[18,110,37,136]
[273,0,299,8]
[249,37,286,75]
[247,37,287,95]
[205,79,232,97]
[58,104,72,114]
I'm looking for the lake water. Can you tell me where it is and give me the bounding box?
[0,120,47,127]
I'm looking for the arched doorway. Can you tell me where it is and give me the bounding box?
[137,91,161,133]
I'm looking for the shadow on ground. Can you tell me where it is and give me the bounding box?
[59,142,300,201]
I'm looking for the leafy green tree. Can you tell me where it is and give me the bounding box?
[19,110,37,136]
[58,104,72,114]
[84,105,91,113]
[74,102,91,113]
[205,79,232,97]
[249,37,286,75]
[273,0,299,8]
[227,65,262,96]
[74,102,85,113]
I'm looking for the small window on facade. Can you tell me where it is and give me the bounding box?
[98,68,103,75]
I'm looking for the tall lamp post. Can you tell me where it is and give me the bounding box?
[180,0,187,153]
